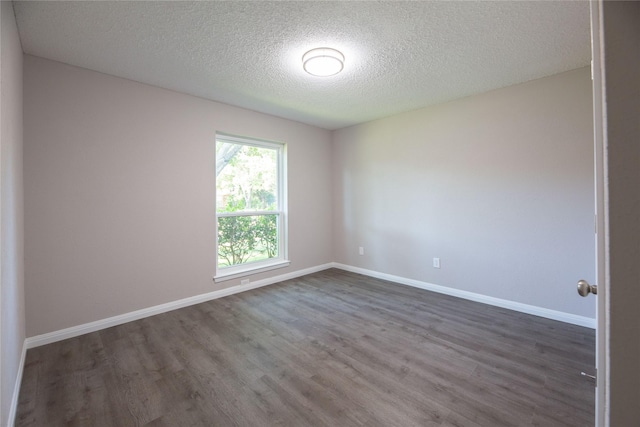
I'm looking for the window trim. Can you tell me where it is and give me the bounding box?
[213,259,291,283]
[214,133,289,282]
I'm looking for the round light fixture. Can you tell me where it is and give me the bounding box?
[302,47,344,77]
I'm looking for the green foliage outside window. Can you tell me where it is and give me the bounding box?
[216,140,280,268]
[217,214,278,267]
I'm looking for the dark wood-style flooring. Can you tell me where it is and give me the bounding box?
[16,269,595,426]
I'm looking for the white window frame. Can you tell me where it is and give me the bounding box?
[213,133,289,282]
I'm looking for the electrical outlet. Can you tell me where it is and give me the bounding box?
[358,246,364,255]
[241,279,250,285]
[433,258,440,269]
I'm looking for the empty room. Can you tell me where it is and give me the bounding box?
[1,1,639,426]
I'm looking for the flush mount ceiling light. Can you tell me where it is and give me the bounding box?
[302,47,345,77]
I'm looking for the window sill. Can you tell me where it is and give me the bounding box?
[213,260,291,283]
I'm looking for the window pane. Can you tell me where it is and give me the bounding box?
[217,214,279,268]
[216,141,278,213]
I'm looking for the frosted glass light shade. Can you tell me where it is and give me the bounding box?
[302,48,344,77]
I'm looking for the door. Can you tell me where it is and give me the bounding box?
[588,1,607,425]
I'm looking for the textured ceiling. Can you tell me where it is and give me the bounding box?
[14,1,591,130]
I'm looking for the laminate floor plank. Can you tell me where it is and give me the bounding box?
[16,269,595,426]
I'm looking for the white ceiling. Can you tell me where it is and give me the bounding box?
[13,1,591,130]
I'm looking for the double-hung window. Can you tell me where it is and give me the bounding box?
[214,133,288,281]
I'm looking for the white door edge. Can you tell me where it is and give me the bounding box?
[589,1,608,425]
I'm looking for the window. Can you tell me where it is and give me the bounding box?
[214,133,288,281]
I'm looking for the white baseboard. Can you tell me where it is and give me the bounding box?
[7,339,27,427]
[331,263,596,329]
[26,263,334,349]
[24,260,595,349]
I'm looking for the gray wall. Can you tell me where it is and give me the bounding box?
[0,2,25,425]
[601,1,640,424]
[332,68,595,318]
[23,55,333,337]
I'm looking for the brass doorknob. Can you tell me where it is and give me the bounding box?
[577,279,598,297]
